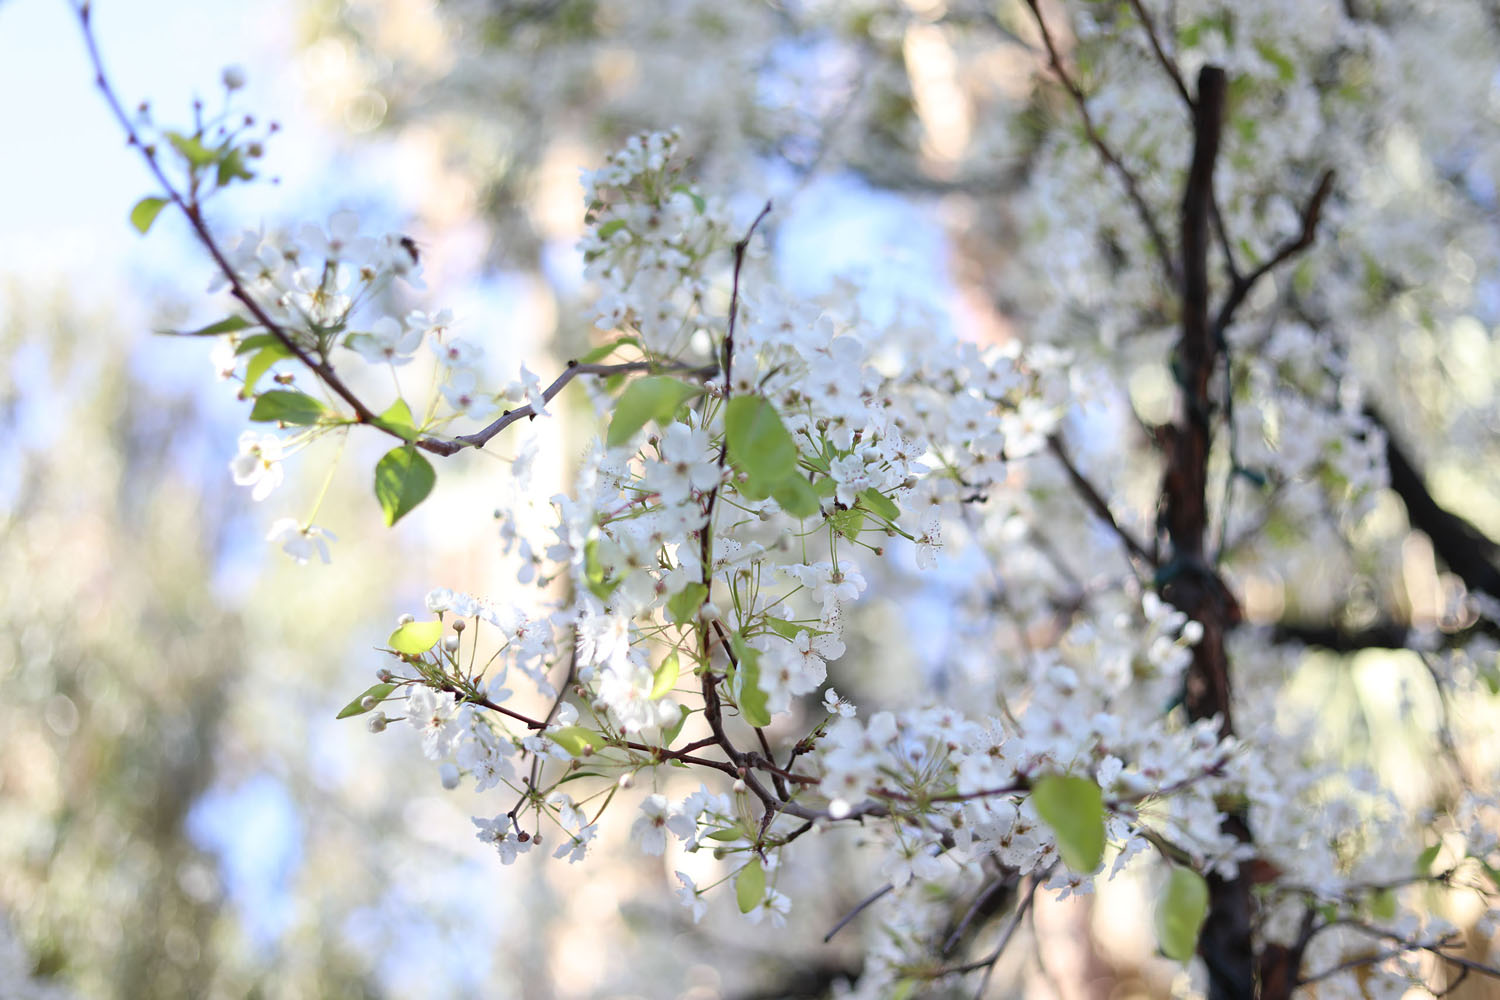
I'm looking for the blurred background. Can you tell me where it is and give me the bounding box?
[3,1,1499,998]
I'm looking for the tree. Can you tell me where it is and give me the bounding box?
[67,0,1500,997]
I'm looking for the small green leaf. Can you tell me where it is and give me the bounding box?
[596,218,629,240]
[216,147,255,186]
[130,196,168,234]
[336,682,396,719]
[165,130,217,168]
[548,726,609,757]
[249,389,327,425]
[373,398,418,442]
[666,583,707,625]
[725,396,798,482]
[661,704,690,747]
[859,488,900,522]
[185,314,253,337]
[584,537,620,601]
[827,508,865,540]
[577,336,639,365]
[1155,865,1210,961]
[735,861,766,914]
[374,445,436,526]
[243,344,292,393]
[763,617,820,641]
[772,475,820,518]
[388,619,443,656]
[1481,859,1500,892]
[233,332,282,355]
[1368,888,1397,921]
[606,376,701,448]
[651,652,680,700]
[1031,774,1106,872]
[671,183,707,213]
[729,634,772,728]
[705,829,743,842]
[1415,843,1441,873]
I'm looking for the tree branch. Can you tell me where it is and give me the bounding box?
[1023,0,1180,287]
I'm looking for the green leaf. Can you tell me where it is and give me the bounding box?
[651,652,680,700]
[374,445,436,526]
[667,583,708,625]
[763,617,818,642]
[1155,865,1210,961]
[548,726,609,757]
[1031,774,1106,872]
[577,336,639,365]
[772,475,820,518]
[605,376,701,448]
[1481,859,1500,892]
[705,829,743,842]
[336,682,396,719]
[1415,843,1441,873]
[165,130,217,168]
[186,314,253,337]
[1368,888,1397,921]
[859,488,900,522]
[249,389,327,425]
[827,508,865,540]
[671,183,707,213]
[725,395,798,482]
[243,344,292,393]
[596,218,629,240]
[735,861,766,914]
[130,196,168,234]
[661,704,690,747]
[584,537,620,601]
[372,398,418,442]
[729,634,772,728]
[233,332,282,355]
[216,147,255,186]
[388,619,443,656]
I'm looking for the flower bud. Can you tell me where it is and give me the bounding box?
[442,635,460,652]
[439,762,460,789]
[360,695,377,711]
[222,65,246,91]
[367,713,387,734]
[398,613,415,625]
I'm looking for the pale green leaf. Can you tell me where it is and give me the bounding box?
[606,376,701,448]
[1155,865,1209,961]
[336,682,396,719]
[548,726,608,757]
[666,582,707,625]
[729,633,771,728]
[651,651,680,700]
[1031,774,1105,872]
[724,395,798,482]
[374,445,435,526]
[130,196,168,234]
[387,619,443,656]
[859,488,900,522]
[249,389,327,425]
[735,861,766,914]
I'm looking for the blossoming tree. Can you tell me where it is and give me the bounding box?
[80,0,1500,996]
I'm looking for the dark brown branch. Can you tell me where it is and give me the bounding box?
[1023,0,1180,287]
[1369,407,1500,600]
[1211,170,1335,341]
[1048,435,1155,565]
[1127,0,1194,108]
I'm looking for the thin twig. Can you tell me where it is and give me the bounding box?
[1048,435,1155,565]
[824,881,895,943]
[1023,0,1179,287]
[1127,0,1194,108]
